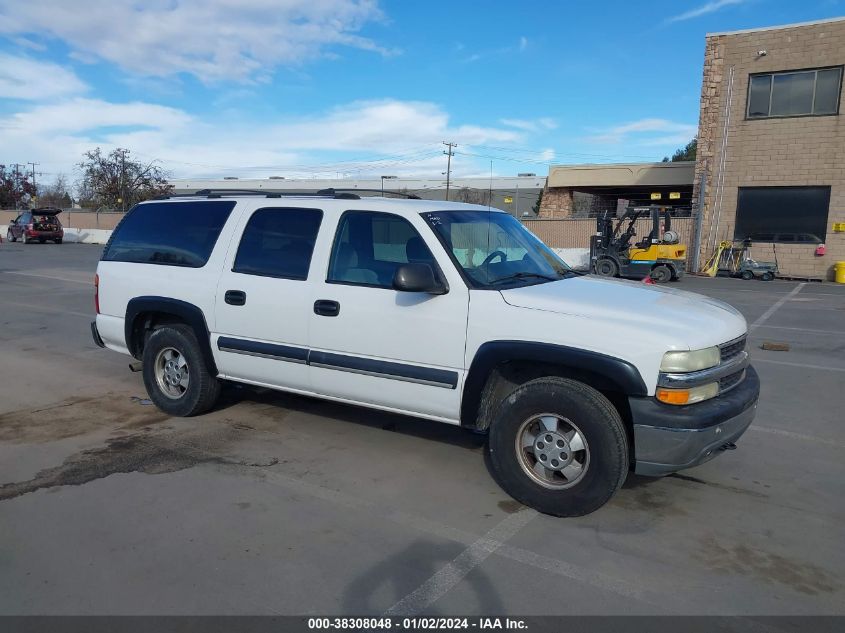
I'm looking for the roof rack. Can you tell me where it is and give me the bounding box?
[317,188,421,199]
[155,188,362,200]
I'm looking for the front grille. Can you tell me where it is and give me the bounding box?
[719,369,745,394]
[720,336,746,363]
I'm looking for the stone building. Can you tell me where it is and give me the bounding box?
[695,18,845,280]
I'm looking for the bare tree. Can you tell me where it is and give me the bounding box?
[455,187,490,205]
[77,148,172,210]
[36,174,73,208]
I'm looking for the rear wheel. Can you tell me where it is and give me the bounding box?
[487,377,628,517]
[142,325,220,416]
[54,239,62,244]
[594,258,618,278]
[21,233,28,244]
[38,238,45,244]
[741,270,753,280]
[650,265,672,283]
[761,272,774,281]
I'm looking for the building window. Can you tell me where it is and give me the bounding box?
[747,67,842,118]
[734,186,830,244]
[233,207,323,280]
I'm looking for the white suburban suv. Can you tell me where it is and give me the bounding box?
[92,190,759,516]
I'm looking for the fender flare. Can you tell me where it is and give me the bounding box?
[125,296,218,375]
[460,340,648,427]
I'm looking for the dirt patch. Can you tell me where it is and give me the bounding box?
[695,534,839,596]
[0,394,170,444]
[0,430,278,502]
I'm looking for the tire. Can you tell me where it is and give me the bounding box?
[21,233,28,244]
[761,272,774,281]
[594,258,618,278]
[741,270,753,280]
[38,238,46,244]
[142,324,221,416]
[487,377,628,517]
[6,231,15,243]
[650,265,672,283]
[54,239,62,244]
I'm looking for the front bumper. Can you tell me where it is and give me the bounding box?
[630,365,759,476]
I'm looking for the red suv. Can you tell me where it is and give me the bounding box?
[6,208,64,244]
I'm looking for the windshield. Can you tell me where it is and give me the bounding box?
[422,210,572,288]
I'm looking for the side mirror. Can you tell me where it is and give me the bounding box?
[393,263,447,295]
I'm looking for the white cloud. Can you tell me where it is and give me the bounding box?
[0,97,526,180]
[586,118,697,146]
[519,36,528,51]
[500,117,558,132]
[666,0,747,23]
[0,0,394,82]
[0,54,87,99]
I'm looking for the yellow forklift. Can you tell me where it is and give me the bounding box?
[590,206,687,283]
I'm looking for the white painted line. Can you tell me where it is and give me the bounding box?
[2,270,91,285]
[750,283,805,331]
[753,357,845,373]
[4,301,92,319]
[753,324,845,336]
[749,426,844,449]
[384,509,537,616]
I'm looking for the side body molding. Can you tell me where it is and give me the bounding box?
[125,296,218,375]
[460,340,648,427]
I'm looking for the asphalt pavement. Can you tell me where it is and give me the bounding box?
[1,242,843,615]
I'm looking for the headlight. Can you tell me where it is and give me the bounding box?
[660,346,720,373]
[656,382,719,405]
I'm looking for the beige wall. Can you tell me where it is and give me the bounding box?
[695,19,845,280]
[1,210,125,230]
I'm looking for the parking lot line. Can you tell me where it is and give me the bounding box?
[749,425,845,449]
[383,509,537,616]
[2,270,92,285]
[752,357,845,372]
[754,324,845,336]
[750,283,805,331]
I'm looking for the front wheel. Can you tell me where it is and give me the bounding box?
[761,272,774,281]
[594,258,618,278]
[6,231,15,242]
[142,325,221,416]
[487,377,628,517]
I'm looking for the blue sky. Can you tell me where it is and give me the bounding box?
[0,0,843,183]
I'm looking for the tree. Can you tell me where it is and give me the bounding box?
[77,148,172,211]
[35,174,73,208]
[456,187,490,205]
[532,188,544,215]
[662,138,697,162]
[1,164,37,208]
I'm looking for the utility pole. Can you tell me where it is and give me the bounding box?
[27,162,39,201]
[117,148,130,212]
[442,142,457,201]
[12,163,25,210]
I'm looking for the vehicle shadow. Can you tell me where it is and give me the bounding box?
[341,539,504,615]
[215,382,488,453]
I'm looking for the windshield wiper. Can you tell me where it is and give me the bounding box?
[489,271,560,285]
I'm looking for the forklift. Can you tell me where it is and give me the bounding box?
[590,205,687,283]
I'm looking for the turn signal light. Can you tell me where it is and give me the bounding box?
[656,382,719,405]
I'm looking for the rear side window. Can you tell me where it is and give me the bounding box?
[103,201,235,268]
[233,207,323,280]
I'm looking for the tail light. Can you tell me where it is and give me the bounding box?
[94,274,100,314]
[26,223,34,231]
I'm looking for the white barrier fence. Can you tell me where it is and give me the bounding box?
[1,225,112,245]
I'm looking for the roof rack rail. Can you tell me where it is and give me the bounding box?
[155,188,368,201]
[317,188,420,199]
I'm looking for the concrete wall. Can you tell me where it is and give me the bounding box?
[695,19,845,280]
[1,210,124,230]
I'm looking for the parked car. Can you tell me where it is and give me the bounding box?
[6,208,64,244]
[91,192,759,516]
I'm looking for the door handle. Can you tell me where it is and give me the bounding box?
[225,290,247,306]
[313,299,340,317]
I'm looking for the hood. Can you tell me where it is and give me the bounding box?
[500,275,747,350]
